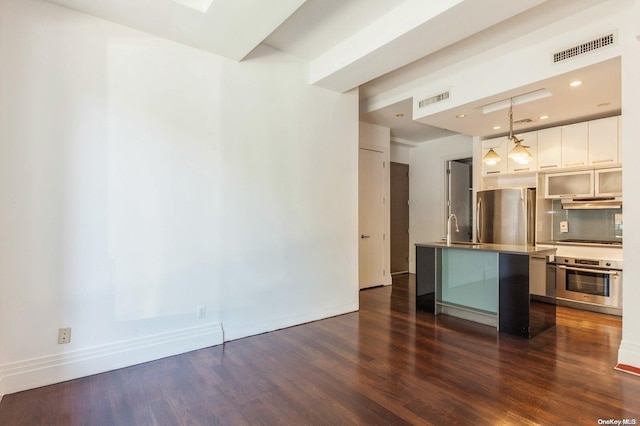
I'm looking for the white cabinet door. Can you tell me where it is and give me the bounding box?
[481,137,507,176]
[545,170,594,199]
[529,255,547,297]
[537,127,562,171]
[595,168,622,197]
[507,131,537,173]
[589,116,619,166]
[561,122,588,168]
[618,115,622,164]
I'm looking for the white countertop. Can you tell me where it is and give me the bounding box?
[536,242,622,261]
[416,242,556,256]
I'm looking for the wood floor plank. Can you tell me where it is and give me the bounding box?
[1,274,639,425]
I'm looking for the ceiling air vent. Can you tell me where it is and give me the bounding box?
[418,90,450,108]
[513,118,533,125]
[553,33,615,63]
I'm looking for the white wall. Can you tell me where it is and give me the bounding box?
[408,134,473,272]
[390,143,411,165]
[0,0,358,398]
[617,0,640,369]
[359,122,392,285]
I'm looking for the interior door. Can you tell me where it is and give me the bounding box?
[359,148,385,289]
[447,160,472,242]
[390,162,409,274]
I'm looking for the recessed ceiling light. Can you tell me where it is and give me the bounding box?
[597,102,611,107]
[456,114,466,118]
[570,80,583,87]
[539,115,549,120]
[493,126,501,130]
[395,113,404,117]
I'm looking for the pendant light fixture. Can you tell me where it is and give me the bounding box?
[482,98,533,165]
[506,99,532,165]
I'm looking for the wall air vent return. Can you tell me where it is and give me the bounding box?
[553,33,615,63]
[418,90,450,108]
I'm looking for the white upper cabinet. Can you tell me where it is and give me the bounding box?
[595,167,622,197]
[507,131,537,173]
[545,170,594,199]
[588,116,619,166]
[479,115,621,177]
[481,137,507,176]
[618,115,622,163]
[537,127,562,171]
[561,122,588,168]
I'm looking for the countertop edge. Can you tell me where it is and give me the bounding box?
[415,242,557,256]
[537,240,622,248]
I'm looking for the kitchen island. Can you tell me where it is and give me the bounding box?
[415,242,557,338]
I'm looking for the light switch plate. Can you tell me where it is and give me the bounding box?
[615,214,623,225]
[560,221,569,233]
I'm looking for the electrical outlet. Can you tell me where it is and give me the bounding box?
[58,327,71,344]
[560,220,569,233]
[197,305,206,319]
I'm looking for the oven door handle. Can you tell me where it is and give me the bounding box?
[557,265,619,275]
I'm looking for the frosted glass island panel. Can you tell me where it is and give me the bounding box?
[441,248,498,314]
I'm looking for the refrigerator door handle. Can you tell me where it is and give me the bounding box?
[476,198,482,242]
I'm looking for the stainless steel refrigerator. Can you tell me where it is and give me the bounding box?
[476,188,536,245]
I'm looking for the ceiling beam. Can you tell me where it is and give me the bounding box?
[310,0,547,93]
[47,0,308,61]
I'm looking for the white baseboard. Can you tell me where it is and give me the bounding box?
[0,323,223,399]
[223,302,358,342]
[618,340,640,369]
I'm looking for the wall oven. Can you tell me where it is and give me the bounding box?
[554,256,622,315]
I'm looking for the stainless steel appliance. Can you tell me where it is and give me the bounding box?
[553,256,622,316]
[476,188,535,245]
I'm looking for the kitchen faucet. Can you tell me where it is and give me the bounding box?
[446,213,459,245]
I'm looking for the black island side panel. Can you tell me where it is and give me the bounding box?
[416,246,436,313]
[499,253,530,337]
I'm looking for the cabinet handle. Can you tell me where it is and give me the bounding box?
[486,171,501,175]
[559,194,578,198]
[558,265,619,276]
[565,162,584,167]
[514,168,530,172]
[540,165,558,169]
[593,159,614,164]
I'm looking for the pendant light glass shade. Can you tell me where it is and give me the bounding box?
[482,148,501,165]
[508,141,533,164]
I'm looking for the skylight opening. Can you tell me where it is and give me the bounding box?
[172,0,214,13]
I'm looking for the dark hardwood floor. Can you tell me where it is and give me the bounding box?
[1,274,639,425]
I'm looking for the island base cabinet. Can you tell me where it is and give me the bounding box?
[499,254,556,338]
[416,246,438,313]
[415,244,556,339]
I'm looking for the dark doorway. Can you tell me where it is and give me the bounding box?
[390,162,409,274]
[447,158,473,242]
